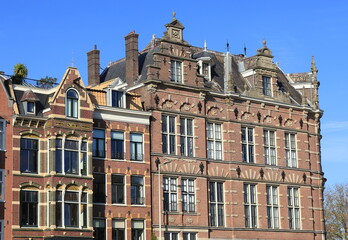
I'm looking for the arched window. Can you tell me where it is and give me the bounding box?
[66,89,79,118]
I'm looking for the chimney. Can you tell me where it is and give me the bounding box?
[125,31,139,84]
[87,45,100,86]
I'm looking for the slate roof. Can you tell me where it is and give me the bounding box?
[14,89,52,116]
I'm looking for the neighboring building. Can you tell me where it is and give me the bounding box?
[96,15,325,240]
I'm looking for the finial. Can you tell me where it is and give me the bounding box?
[172,11,176,21]
[244,43,247,56]
[262,39,267,47]
[226,40,230,52]
[311,56,318,73]
[71,51,75,68]
[204,40,207,51]
[94,44,97,50]
[152,34,156,40]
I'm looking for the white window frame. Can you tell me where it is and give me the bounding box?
[207,122,222,160]
[163,177,177,212]
[0,119,5,151]
[0,170,4,202]
[162,115,176,155]
[65,88,80,119]
[209,181,224,227]
[170,60,183,83]
[242,127,254,163]
[288,187,301,229]
[164,232,178,240]
[285,133,297,168]
[181,178,195,213]
[131,175,145,205]
[262,76,272,97]
[131,220,144,240]
[112,219,125,240]
[111,174,126,205]
[20,189,39,227]
[180,118,193,157]
[130,133,144,162]
[20,137,40,174]
[266,186,279,229]
[264,130,276,165]
[183,232,197,240]
[244,183,257,228]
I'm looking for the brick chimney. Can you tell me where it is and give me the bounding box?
[87,45,100,86]
[125,31,139,84]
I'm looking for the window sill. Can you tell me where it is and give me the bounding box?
[111,203,126,206]
[131,204,146,207]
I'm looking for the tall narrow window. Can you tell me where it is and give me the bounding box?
[131,220,144,240]
[93,174,106,203]
[112,175,125,204]
[285,133,297,167]
[112,90,123,108]
[242,127,254,163]
[112,219,125,240]
[93,129,105,158]
[0,119,5,151]
[64,191,79,227]
[0,170,4,201]
[20,138,38,173]
[64,140,79,174]
[0,220,3,240]
[264,130,276,165]
[207,123,222,160]
[131,176,144,205]
[93,219,106,240]
[288,187,300,229]
[262,76,272,96]
[27,101,35,114]
[162,115,176,155]
[182,179,195,212]
[209,182,224,227]
[55,139,62,173]
[180,118,193,157]
[81,140,87,175]
[170,60,182,83]
[111,131,124,159]
[66,89,78,118]
[165,232,178,240]
[202,62,210,79]
[130,133,143,161]
[20,190,38,227]
[81,192,88,228]
[267,186,279,229]
[244,183,257,228]
[56,190,63,227]
[183,233,197,240]
[163,177,177,212]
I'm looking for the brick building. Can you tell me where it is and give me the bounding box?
[96,15,325,240]
[0,15,325,240]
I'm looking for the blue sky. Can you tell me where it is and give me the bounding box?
[1,0,347,186]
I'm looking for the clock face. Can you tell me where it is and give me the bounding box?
[172,29,180,39]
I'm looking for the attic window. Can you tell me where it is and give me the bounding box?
[202,62,210,80]
[112,90,124,108]
[262,76,272,97]
[27,102,35,113]
[170,60,182,83]
[66,89,79,118]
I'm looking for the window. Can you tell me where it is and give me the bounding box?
[66,89,79,118]
[94,219,106,240]
[165,232,178,240]
[130,133,143,161]
[93,174,106,203]
[111,131,124,159]
[0,170,4,201]
[244,184,257,228]
[0,220,3,240]
[183,233,197,240]
[182,179,195,212]
[264,130,276,165]
[209,182,224,227]
[285,133,297,167]
[288,187,300,229]
[93,129,105,158]
[131,176,144,205]
[55,138,87,175]
[20,138,38,173]
[170,60,182,83]
[207,123,222,160]
[0,119,5,151]
[202,62,210,79]
[262,76,272,96]
[267,186,279,229]
[112,90,124,108]
[56,189,88,228]
[180,118,193,157]
[112,175,125,204]
[131,220,144,240]
[27,101,35,113]
[112,219,125,240]
[242,127,254,163]
[20,190,38,227]
[163,177,177,212]
[162,115,176,155]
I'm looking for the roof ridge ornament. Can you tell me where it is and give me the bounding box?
[204,40,207,51]
[311,56,318,73]
[172,11,176,21]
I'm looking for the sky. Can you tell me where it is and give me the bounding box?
[1,0,347,186]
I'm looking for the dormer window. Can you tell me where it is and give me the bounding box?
[66,89,79,118]
[27,102,35,113]
[112,90,124,108]
[202,62,210,78]
[262,76,272,97]
[197,57,211,81]
[170,60,182,83]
